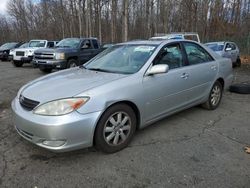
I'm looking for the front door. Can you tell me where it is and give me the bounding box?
[143,42,191,122]
[79,40,95,64]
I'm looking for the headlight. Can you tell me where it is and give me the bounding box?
[55,53,65,60]
[33,97,89,116]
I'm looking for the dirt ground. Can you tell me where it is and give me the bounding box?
[0,61,250,187]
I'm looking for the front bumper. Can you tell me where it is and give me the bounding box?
[11,97,102,152]
[13,56,33,63]
[33,59,68,69]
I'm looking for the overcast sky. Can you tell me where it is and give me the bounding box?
[0,0,9,14]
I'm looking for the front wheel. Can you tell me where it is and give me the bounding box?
[12,61,23,67]
[94,104,137,153]
[67,59,78,68]
[202,81,223,110]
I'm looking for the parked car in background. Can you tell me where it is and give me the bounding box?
[12,39,233,153]
[33,38,102,73]
[12,40,58,67]
[150,32,200,43]
[8,42,29,61]
[205,41,241,67]
[0,42,23,61]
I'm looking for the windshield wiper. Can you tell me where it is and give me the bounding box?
[79,65,86,69]
[87,68,113,73]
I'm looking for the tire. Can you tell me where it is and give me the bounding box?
[67,59,78,68]
[39,67,52,73]
[202,81,223,110]
[94,104,137,153]
[230,83,250,94]
[236,58,241,67]
[12,60,23,67]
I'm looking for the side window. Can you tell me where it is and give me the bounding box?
[92,40,99,49]
[154,43,183,69]
[225,43,231,50]
[82,40,92,49]
[230,43,236,50]
[183,42,213,65]
[47,42,55,48]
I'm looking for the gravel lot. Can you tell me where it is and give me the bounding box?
[0,61,250,188]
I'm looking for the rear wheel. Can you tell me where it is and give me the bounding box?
[202,81,223,110]
[94,104,137,153]
[67,59,78,68]
[12,61,23,67]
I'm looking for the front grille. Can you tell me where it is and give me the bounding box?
[19,95,40,111]
[16,51,25,56]
[34,52,54,60]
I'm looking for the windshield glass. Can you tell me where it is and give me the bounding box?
[0,42,17,49]
[29,41,46,47]
[56,38,81,48]
[85,44,157,74]
[205,43,224,51]
[19,43,29,48]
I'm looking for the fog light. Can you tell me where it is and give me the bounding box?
[42,140,66,147]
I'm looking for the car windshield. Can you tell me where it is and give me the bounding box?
[85,44,157,74]
[0,42,17,49]
[19,43,29,48]
[29,41,46,47]
[56,38,81,48]
[205,43,224,51]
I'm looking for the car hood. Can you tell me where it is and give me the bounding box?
[16,47,43,52]
[21,68,128,103]
[214,51,224,56]
[0,47,10,51]
[35,47,78,54]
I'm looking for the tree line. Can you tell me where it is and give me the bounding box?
[0,0,249,53]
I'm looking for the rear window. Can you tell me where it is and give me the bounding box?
[29,41,46,47]
[92,40,99,49]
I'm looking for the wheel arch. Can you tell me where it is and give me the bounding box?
[67,56,78,61]
[92,100,141,146]
[216,77,225,89]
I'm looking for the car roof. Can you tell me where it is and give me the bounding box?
[205,41,236,45]
[116,39,194,46]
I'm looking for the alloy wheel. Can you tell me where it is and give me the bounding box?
[210,85,221,106]
[103,112,131,146]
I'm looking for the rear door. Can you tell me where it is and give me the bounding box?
[181,42,218,102]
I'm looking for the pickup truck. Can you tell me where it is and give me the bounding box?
[33,38,102,73]
[12,40,58,67]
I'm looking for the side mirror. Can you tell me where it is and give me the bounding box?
[225,47,232,52]
[146,64,169,76]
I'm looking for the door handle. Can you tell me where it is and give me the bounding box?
[181,73,189,79]
[210,65,217,70]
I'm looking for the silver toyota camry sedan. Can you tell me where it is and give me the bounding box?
[12,40,233,153]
